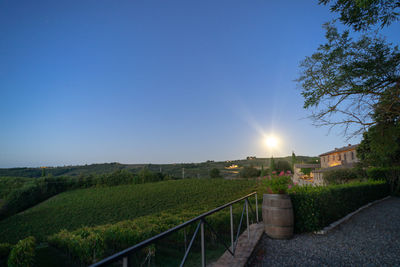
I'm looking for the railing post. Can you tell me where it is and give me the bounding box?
[122,256,128,267]
[255,193,259,223]
[201,219,206,267]
[230,205,234,252]
[184,228,187,252]
[246,199,249,240]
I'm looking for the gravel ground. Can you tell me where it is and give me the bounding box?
[247,197,400,267]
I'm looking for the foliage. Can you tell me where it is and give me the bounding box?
[319,0,400,31]
[367,166,400,195]
[275,160,292,173]
[297,23,400,136]
[239,166,260,178]
[48,204,250,265]
[300,168,312,176]
[265,176,293,194]
[209,168,221,178]
[357,122,400,167]
[0,179,257,244]
[0,243,12,260]
[7,236,36,267]
[0,177,33,200]
[269,157,276,174]
[291,152,296,170]
[289,180,389,232]
[0,169,169,220]
[323,168,359,185]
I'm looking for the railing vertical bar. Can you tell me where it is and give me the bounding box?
[201,219,206,267]
[180,222,201,267]
[184,228,187,252]
[246,199,250,240]
[230,205,234,252]
[255,193,259,223]
[122,256,128,267]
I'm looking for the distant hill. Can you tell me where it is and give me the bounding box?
[0,156,318,179]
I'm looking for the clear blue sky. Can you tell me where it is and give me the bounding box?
[1,0,399,167]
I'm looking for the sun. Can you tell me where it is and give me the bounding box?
[265,136,278,148]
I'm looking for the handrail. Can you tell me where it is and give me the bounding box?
[90,191,259,267]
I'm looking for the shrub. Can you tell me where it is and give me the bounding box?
[323,168,359,185]
[300,168,312,175]
[209,168,221,178]
[240,166,260,178]
[0,243,12,260]
[275,160,292,173]
[7,236,36,267]
[289,181,389,233]
[367,166,400,195]
[265,176,293,194]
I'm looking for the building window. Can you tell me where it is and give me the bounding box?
[339,154,341,160]
[328,155,329,162]
[344,153,347,160]
[351,152,354,160]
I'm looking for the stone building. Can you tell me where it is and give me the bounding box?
[293,144,359,185]
[313,144,359,185]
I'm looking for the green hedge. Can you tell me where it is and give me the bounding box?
[367,167,400,195]
[289,180,389,233]
[7,236,36,267]
[323,168,359,185]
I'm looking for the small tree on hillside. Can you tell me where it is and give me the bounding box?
[210,168,221,178]
[269,157,276,174]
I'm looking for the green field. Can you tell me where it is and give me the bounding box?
[0,178,260,244]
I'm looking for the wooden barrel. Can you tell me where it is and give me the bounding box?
[262,194,294,239]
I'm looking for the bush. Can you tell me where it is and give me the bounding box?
[265,176,293,194]
[323,168,359,185]
[275,160,292,173]
[209,168,221,178]
[7,236,36,267]
[289,181,389,233]
[239,166,260,178]
[367,166,400,195]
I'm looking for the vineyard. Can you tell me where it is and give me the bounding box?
[0,179,260,244]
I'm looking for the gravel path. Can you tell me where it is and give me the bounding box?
[247,197,400,266]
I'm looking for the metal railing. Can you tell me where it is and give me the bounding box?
[90,192,259,267]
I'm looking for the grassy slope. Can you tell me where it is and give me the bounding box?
[0,179,259,243]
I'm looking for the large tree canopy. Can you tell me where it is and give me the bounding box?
[297,23,400,136]
[320,0,400,31]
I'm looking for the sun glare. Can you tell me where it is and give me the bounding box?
[265,136,278,148]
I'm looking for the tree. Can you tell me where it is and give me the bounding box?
[275,160,292,173]
[209,168,221,178]
[297,23,400,136]
[320,0,400,31]
[291,151,297,170]
[357,121,400,166]
[269,157,276,174]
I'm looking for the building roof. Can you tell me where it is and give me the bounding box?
[319,144,359,157]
